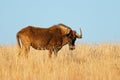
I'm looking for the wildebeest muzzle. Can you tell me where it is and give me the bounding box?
[69,45,75,50]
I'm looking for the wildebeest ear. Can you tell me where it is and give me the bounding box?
[59,25,71,35]
[65,28,71,34]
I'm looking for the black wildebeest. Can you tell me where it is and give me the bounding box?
[16,24,82,58]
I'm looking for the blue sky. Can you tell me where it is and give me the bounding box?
[0,0,120,44]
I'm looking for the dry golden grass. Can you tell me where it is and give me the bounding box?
[0,43,120,80]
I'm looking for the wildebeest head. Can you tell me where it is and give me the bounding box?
[58,24,82,50]
[66,28,82,50]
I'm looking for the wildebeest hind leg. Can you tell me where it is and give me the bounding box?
[17,45,22,56]
[24,46,30,58]
[18,50,21,56]
[20,44,30,58]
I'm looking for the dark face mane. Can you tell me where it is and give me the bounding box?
[67,30,77,50]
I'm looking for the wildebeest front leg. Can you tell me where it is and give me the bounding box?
[49,49,53,58]
[54,47,61,57]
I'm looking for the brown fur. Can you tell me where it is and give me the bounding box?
[16,24,82,58]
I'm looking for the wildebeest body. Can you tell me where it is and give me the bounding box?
[17,24,82,58]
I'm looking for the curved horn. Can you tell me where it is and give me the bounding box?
[76,28,82,38]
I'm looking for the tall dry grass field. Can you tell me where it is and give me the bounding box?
[0,44,120,80]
